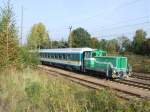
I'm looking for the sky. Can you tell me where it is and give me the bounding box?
[1,0,150,43]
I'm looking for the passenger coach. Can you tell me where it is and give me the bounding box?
[39,48,93,71]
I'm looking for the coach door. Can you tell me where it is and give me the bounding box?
[82,51,92,72]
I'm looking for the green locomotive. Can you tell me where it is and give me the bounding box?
[84,49,131,78]
[39,48,131,78]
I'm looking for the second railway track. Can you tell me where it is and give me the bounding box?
[131,73,150,80]
[37,65,150,100]
[113,78,150,90]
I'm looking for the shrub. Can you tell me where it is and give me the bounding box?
[18,46,40,69]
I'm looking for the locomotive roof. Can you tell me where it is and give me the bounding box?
[39,48,93,53]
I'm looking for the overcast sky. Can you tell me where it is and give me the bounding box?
[1,0,150,43]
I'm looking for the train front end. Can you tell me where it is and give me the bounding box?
[84,49,132,78]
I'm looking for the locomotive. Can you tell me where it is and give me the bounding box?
[38,48,132,78]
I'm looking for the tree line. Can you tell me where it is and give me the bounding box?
[27,24,150,55]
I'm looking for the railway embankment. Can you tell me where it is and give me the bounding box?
[37,65,150,100]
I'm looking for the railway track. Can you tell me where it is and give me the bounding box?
[131,73,150,80]
[113,78,150,90]
[37,65,150,100]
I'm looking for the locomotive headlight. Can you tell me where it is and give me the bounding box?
[113,69,116,74]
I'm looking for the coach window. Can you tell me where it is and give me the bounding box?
[46,53,48,58]
[67,54,70,60]
[59,54,61,60]
[44,53,46,58]
[48,53,49,58]
[45,53,47,58]
[74,54,77,61]
[66,54,68,60]
[55,54,57,59]
[71,54,73,60]
[54,54,56,59]
[76,54,79,61]
[51,54,53,59]
[61,54,63,60]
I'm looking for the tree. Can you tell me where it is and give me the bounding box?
[141,38,150,55]
[132,29,146,54]
[106,39,118,53]
[99,39,107,50]
[90,37,99,48]
[0,0,19,68]
[27,23,50,49]
[117,36,131,52]
[68,27,91,48]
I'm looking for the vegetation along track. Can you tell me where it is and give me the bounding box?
[37,65,150,100]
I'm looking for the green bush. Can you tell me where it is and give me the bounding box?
[18,46,40,68]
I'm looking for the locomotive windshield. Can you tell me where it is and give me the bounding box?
[92,49,107,57]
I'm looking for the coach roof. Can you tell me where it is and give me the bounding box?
[39,48,93,53]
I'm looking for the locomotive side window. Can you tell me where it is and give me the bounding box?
[92,52,96,57]
[85,51,92,58]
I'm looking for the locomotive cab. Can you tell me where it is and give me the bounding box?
[84,49,132,78]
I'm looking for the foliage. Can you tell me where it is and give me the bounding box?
[27,22,51,49]
[0,0,19,69]
[106,39,118,53]
[18,46,40,68]
[99,39,107,50]
[0,1,39,70]
[141,38,150,55]
[52,38,68,48]
[90,37,100,48]
[132,29,146,54]
[68,27,91,48]
[0,69,150,112]
[117,36,132,51]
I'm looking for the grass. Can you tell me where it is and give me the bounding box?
[0,68,150,112]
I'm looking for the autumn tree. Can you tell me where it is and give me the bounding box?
[27,23,50,49]
[68,27,91,48]
[0,0,19,68]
